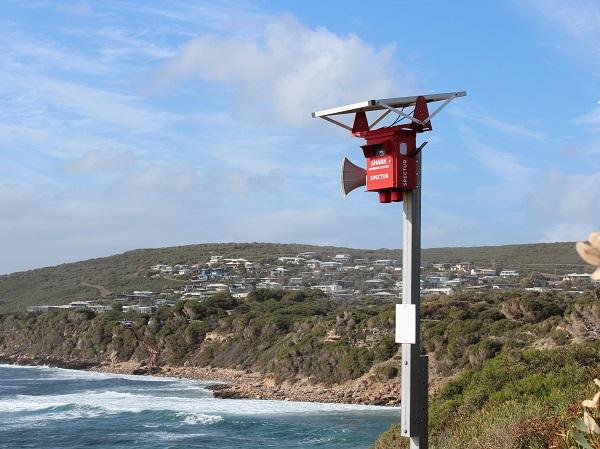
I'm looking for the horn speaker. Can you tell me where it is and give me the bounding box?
[341,157,366,196]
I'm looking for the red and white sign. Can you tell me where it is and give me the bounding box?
[366,155,395,191]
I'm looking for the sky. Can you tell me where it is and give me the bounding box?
[1,0,600,274]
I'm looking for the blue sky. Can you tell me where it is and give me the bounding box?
[1,0,599,274]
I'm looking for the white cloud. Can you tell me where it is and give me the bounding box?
[65,149,134,174]
[520,0,600,43]
[119,164,198,193]
[574,106,600,130]
[157,14,409,125]
[451,103,547,141]
[528,169,600,242]
[543,222,595,243]
[459,125,532,180]
[25,76,171,133]
[56,1,93,15]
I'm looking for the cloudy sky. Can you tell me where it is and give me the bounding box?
[1,0,599,274]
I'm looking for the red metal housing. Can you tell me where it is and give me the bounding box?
[361,126,418,202]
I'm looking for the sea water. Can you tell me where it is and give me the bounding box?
[0,364,398,448]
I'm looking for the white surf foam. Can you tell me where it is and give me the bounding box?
[0,365,397,422]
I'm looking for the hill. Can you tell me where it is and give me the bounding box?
[0,241,583,313]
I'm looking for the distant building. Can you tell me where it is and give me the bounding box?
[372,291,396,300]
[562,273,592,282]
[333,254,352,263]
[452,262,472,272]
[207,256,223,267]
[270,267,289,277]
[277,257,305,265]
[256,280,281,289]
[421,288,452,296]
[500,270,519,278]
[373,259,397,268]
[425,276,449,288]
[27,305,53,313]
[432,263,450,271]
[471,268,497,276]
[319,261,342,270]
[365,279,386,291]
[69,301,91,310]
[205,283,230,293]
[88,304,113,313]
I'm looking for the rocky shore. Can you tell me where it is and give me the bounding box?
[91,361,402,406]
[0,353,401,406]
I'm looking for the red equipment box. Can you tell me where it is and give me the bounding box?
[361,126,418,202]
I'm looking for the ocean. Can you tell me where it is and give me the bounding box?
[0,364,398,449]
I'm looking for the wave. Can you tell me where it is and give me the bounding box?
[147,431,209,441]
[0,388,395,418]
[0,364,214,386]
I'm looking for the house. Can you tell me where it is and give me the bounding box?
[150,264,169,272]
[69,301,91,310]
[27,305,53,313]
[313,282,349,295]
[205,283,230,293]
[305,259,322,270]
[452,262,472,272]
[372,291,396,300]
[562,273,592,282]
[500,270,519,278]
[298,251,317,258]
[492,284,516,290]
[277,256,305,265]
[319,261,342,270]
[446,278,462,288]
[224,258,248,269]
[471,268,497,276]
[88,304,113,313]
[200,268,226,281]
[270,267,289,277]
[421,288,452,296]
[365,279,386,290]
[256,280,281,289]
[134,305,157,314]
[432,263,450,271]
[132,291,154,301]
[425,276,449,288]
[373,259,397,268]
[207,256,223,267]
[333,254,352,263]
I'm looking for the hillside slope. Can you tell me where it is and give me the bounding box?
[0,241,581,313]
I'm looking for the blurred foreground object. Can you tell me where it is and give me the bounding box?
[576,232,600,280]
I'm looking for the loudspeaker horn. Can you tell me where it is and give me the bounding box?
[341,157,366,196]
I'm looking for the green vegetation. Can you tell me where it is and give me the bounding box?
[2,283,600,448]
[372,288,600,449]
[0,289,398,384]
[0,241,582,313]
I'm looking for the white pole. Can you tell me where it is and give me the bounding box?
[401,152,428,449]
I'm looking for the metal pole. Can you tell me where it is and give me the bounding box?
[401,152,428,449]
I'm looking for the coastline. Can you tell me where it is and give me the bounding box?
[0,354,400,406]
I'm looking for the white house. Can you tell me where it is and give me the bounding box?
[319,261,342,270]
[452,262,472,272]
[333,254,352,263]
[373,259,397,267]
